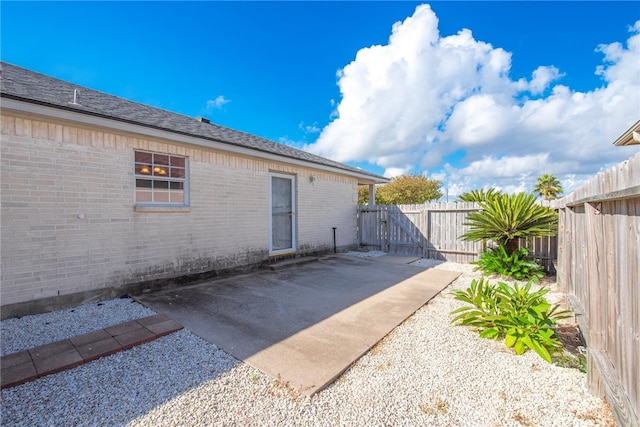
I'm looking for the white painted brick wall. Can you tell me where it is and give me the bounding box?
[1,113,359,307]
[296,172,358,252]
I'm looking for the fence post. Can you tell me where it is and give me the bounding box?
[585,201,606,397]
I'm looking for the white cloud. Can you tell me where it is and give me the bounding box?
[528,66,563,95]
[298,121,321,134]
[445,94,516,146]
[304,4,640,196]
[383,167,409,178]
[460,153,552,178]
[206,95,231,111]
[430,171,447,182]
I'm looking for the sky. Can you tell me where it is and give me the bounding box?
[2,1,639,198]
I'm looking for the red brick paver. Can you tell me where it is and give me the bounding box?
[1,314,182,390]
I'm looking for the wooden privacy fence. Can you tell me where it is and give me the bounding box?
[356,202,557,271]
[552,151,640,427]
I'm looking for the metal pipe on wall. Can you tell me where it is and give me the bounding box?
[332,227,337,253]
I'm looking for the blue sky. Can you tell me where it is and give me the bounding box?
[2,1,639,197]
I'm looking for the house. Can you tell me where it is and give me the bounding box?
[612,119,640,146]
[0,62,388,319]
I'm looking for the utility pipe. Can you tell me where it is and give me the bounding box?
[332,227,337,253]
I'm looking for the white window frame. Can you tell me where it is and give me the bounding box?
[134,150,189,206]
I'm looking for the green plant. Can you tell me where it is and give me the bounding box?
[449,277,500,331]
[458,188,502,203]
[460,192,558,255]
[473,245,544,282]
[553,352,587,372]
[451,278,572,362]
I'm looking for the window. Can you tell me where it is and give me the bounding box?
[134,151,187,205]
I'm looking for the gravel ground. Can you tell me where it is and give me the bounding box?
[1,298,156,356]
[1,260,616,427]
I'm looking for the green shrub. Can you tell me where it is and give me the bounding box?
[473,245,544,282]
[458,188,502,202]
[450,278,571,363]
[460,192,558,255]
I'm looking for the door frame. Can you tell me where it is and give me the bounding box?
[268,172,296,255]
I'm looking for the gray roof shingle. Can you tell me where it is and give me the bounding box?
[0,62,386,181]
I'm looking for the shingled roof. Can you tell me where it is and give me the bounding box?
[0,62,387,182]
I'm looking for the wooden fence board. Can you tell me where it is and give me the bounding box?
[553,151,640,427]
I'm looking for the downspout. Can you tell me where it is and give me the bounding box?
[332,227,337,253]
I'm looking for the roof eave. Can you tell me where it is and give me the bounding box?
[1,96,389,184]
[613,119,640,146]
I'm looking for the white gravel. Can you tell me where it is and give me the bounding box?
[1,261,616,427]
[1,297,156,356]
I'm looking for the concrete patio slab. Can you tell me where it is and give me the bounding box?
[373,255,423,265]
[134,254,460,395]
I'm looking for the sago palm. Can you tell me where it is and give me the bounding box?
[458,188,502,203]
[460,192,558,254]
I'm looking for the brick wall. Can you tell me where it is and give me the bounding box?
[1,112,358,311]
[297,172,358,253]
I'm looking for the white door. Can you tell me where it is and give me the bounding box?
[269,173,296,254]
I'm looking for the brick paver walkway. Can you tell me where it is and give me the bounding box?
[1,314,182,389]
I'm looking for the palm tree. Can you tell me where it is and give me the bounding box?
[534,174,563,201]
[460,192,558,255]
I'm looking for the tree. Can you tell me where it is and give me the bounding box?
[358,186,371,204]
[534,174,563,200]
[373,174,443,205]
[460,192,558,255]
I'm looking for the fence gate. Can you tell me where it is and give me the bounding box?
[384,206,424,256]
[357,203,482,263]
